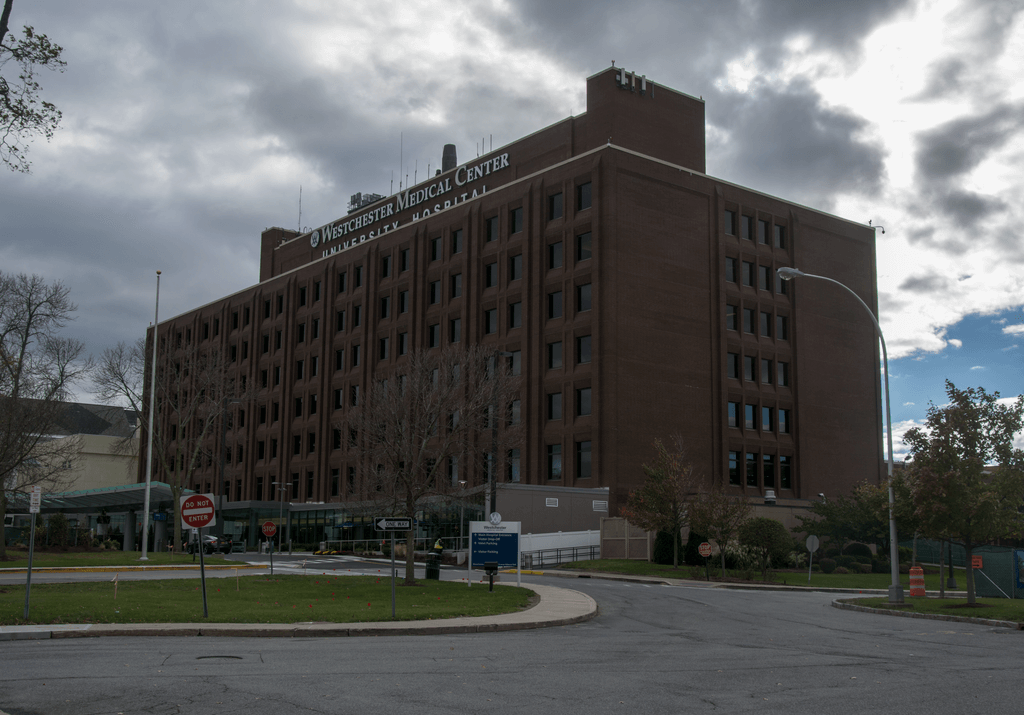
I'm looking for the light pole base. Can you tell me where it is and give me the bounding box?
[888,584,905,604]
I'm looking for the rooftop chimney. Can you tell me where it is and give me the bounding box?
[441,144,457,173]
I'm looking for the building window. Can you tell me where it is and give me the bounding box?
[728,401,739,428]
[577,283,592,312]
[726,257,737,283]
[294,397,303,418]
[451,273,462,299]
[331,468,340,497]
[508,301,522,329]
[727,352,739,379]
[336,310,346,332]
[763,454,775,488]
[746,452,758,487]
[309,392,317,415]
[774,225,787,249]
[380,295,391,319]
[726,305,737,331]
[724,209,736,236]
[400,248,410,271]
[398,332,408,356]
[508,449,521,482]
[547,444,562,479]
[576,232,592,262]
[577,440,592,478]
[430,236,441,261]
[777,315,789,340]
[296,323,306,343]
[275,330,282,350]
[743,355,755,381]
[509,254,522,281]
[485,216,499,242]
[777,361,789,386]
[428,323,440,348]
[272,404,279,423]
[263,300,271,319]
[775,271,788,295]
[548,242,563,269]
[758,265,770,291]
[548,192,563,220]
[334,388,343,410]
[429,281,441,305]
[744,404,756,430]
[353,305,362,327]
[547,341,562,369]
[381,255,392,278]
[338,271,347,292]
[273,366,281,386]
[577,182,592,211]
[299,287,307,307]
[277,296,284,315]
[760,311,772,337]
[577,387,592,416]
[743,308,755,334]
[729,451,740,485]
[509,207,523,234]
[742,261,754,287]
[352,344,361,366]
[577,335,591,364]
[742,215,754,241]
[350,385,360,406]
[259,404,267,424]
[758,219,769,245]
[547,392,562,420]
[484,309,497,334]
[261,369,268,388]
[780,455,792,488]
[335,349,344,371]
[296,359,305,380]
[451,229,463,254]
[354,265,363,287]
[485,262,498,288]
[379,337,390,360]
[293,435,302,455]
[762,406,773,432]
[760,358,772,384]
[399,290,409,313]
[306,470,314,497]
[450,318,461,343]
[548,291,563,319]
[779,408,791,434]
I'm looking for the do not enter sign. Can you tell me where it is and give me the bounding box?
[262,521,277,537]
[180,494,216,529]
[698,542,712,558]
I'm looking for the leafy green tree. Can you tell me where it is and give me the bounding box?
[621,437,699,569]
[688,482,752,577]
[0,0,66,172]
[904,382,1024,604]
[738,517,792,580]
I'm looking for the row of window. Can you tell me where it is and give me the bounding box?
[546,440,592,480]
[727,401,792,434]
[725,257,789,295]
[545,387,592,419]
[727,353,789,386]
[726,305,789,339]
[724,210,787,249]
[728,451,792,490]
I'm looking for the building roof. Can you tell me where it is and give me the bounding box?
[51,402,139,439]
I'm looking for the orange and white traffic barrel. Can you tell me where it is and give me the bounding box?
[909,566,925,597]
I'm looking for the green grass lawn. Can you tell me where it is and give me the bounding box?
[0,549,236,568]
[849,596,1024,623]
[1,574,533,626]
[562,559,968,592]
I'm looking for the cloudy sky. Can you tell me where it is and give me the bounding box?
[2,0,1022,457]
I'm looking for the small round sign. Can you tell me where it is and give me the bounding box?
[489,512,502,525]
[261,521,278,538]
[698,542,712,558]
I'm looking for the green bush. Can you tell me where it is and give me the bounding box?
[834,566,850,574]
[835,555,857,568]
[856,563,872,574]
[683,529,707,566]
[872,559,891,574]
[653,530,685,565]
[819,557,837,574]
[843,542,873,558]
[48,513,70,549]
[738,517,792,579]
[898,546,913,563]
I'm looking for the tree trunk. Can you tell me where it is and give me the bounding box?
[0,493,7,560]
[672,532,679,568]
[171,485,183,553]
[938,540,945,599]
[404,528,416,585]
[964,539,976,605]
[720,547,726,579]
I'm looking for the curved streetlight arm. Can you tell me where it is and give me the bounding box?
[777,267,904,603]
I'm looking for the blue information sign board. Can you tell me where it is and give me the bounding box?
[469,521,520,571]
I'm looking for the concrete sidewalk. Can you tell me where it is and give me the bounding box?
[0,582,597,640]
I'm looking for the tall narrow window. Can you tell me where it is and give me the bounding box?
[548,193,563,220]
[450,318,461,343]
[576,440,592,479]
[761,358,772,384]
[509,254,522,281]
[745,404,756,430]
[430,236,441,261]
[742,215,754,241]
[576,232,592,261]
[726,305,737,331]
[780,455,792,489]
[577,182,592,210]
[577,335,591,364]
[728,401,739,428]
[428,323,440,348]
[547,444,562,479]
[729,451,740,485]
[380,295,391,319]
[777,361,789,386]
[547,341,562,369]
[381,255,392,278]
[450,274,462,298]
[577,283,592,312]
[758,219,769,244]
[547,392,562,420]
[746,452,758,487]
[776,315,789,340]
[762,406,773,432]
[485,216,499,242]
[451,229,463,254]
[548,242,563,269]
[548,291,563,319]
[508,302,522,328]
[774,225,787,249]
[576,387,592,416]
[485,262,498,288]
[779,408,791,434]
[509,208,523,234]
[726,257,737,283]
[763,454,775,488]
[484,309,497,334]
[724,209,736,236]
[728,352,739,379]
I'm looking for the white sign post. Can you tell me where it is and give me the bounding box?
[23,486,42,620]
[180,493,217,618]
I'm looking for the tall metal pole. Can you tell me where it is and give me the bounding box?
[777,267,904,603]
[140,270,161,560]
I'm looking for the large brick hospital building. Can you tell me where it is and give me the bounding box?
[143,67,884,541]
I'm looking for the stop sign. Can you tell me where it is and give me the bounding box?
[261,521,277,537]
[698,542,712,558]
[180,494,216,529]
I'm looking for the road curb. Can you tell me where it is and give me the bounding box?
[832,598,1022,629]
[0,564,264,574]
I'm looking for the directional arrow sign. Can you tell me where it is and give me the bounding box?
[375,517,412,531]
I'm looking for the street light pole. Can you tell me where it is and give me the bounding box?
[140,270,161,561]
[777,266,904,604]
[489,350,514,518]
[272,481,287,550]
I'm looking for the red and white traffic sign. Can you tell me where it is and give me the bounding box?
[261,521,277,537]
[698,542,712,558]
[180,493,216,529]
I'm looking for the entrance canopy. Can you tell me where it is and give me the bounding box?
[17,482,193,515]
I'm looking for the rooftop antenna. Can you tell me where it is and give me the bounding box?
[490,134,492,152]
[297,185,302,232]
[391,171,394,195]
[399,132,403,191]
[414,159,418,185]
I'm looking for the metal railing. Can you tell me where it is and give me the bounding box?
[520,545,600,569]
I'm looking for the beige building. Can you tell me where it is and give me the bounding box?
[52,403,139,491]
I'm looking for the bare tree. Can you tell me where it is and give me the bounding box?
[340,346,522,584]
[1,0,67,172]
[688,481,752,577]
[0,271,89,559]
[98,337,254,552]
[93,338,145,477]
[620,436,701,568]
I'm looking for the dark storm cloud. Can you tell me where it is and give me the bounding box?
[935,188,1007,227]
[915,103,1024,182]
[899,272,953,294]
[911,58,968,102]
[707,80,886,206]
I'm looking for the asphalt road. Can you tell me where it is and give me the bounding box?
[2,573,1020,714]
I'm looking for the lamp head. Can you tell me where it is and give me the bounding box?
[777,267,805,281]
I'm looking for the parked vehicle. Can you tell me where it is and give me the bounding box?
[185,534,232,555]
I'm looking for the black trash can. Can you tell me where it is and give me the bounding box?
[425,553,441,580]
